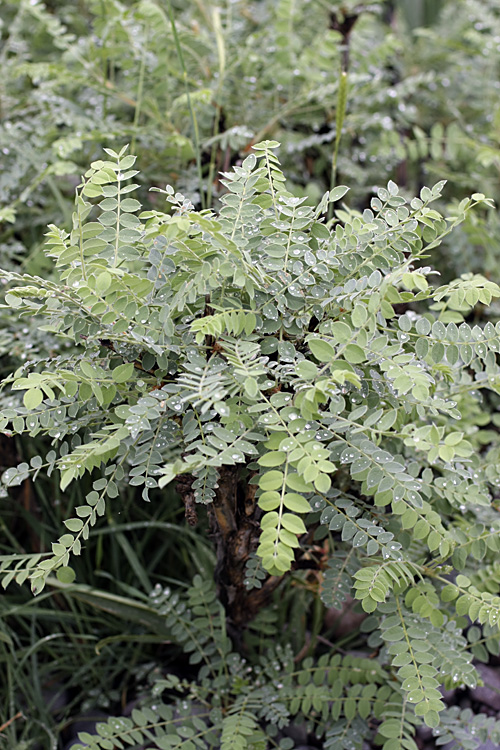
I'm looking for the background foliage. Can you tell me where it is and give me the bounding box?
[2,1,500,749]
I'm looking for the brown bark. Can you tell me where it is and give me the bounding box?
[175,474,198,526]
[175,466,318,638]
[329,5,363,73]
[204,466,284,637]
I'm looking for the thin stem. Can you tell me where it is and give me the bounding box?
[328,70,348,222]
[166,0,205,209]
[131,28,149,153]
[206,7,226,207]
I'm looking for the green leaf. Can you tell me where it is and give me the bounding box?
[423,710,440,728]
[383,625,404,641]
[431,342,444,363]
[57,566,76,584]
[64,518,83,532]
[308,338,335,362]
[244,377,259,398]
[344,344,365,363]
[283,493,311,513]
[416,337,429,358]
[258,471,284,491]
[24,388,43,409]
[120,198,141,212]
[329,185,349,201]
[258,452,286,467]
[80,361,97,379]
[285,473,314,492]
[5,293,22,308]
[112,363,135,383]
[441,585,458,602]
[330,322,352,342]
[281,514,307,534]
[444,432,463,446]
[258,491,281,511]
[96,271,112,293]
[351,304,368,328]
[295,360,318,379]
[314,473,331,493]
[82,183,103,198]
[60,469,76,491]
[416,317,431,335]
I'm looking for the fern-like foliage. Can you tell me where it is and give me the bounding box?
[61,574,412,750]
[436,707,500,750]
[2,144,500,738]
[320,548,359,610]
[149,574,231,673]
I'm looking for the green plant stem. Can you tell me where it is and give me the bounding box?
[329,70,348,222]
[131,29,149,154]
[206,7,226,207]
[166,0,205,209]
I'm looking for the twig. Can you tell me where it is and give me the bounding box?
[0,711,23,733]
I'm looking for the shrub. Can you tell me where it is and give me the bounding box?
[3,0,500,283]
[2,143,500,747]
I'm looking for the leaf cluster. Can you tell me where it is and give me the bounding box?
[2,143,500,743]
